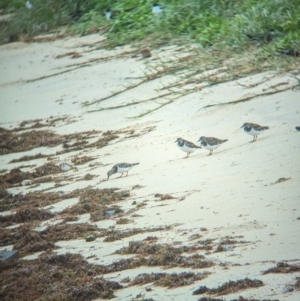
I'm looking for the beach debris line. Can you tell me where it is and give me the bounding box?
[0,252,123,301]
[262,261,300,274]
[272,177,291,185]
[192,278,264,296]
[129,271,209,288]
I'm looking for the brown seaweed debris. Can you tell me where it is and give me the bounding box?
[9,153,50,163]
[116,218,132,225]
[272,177,291,185]
[0,128,64,155]
[0,190,66,212]
[154,193,175,201]
[0,168,34,189]
[198,297,225,301]
[103,227,167,242]
[14,206,54,223]
[0,127,107,155]
[130,271,209,288]
[14,230,55,256]
[0,187,9,198]
[294,277,300,290]
[98,252,213,274]
[99,242,214,272]
[41,223,100,242]
[115,241,208,256]
[1,223,101,256]
[198,297,279,301]
[71,155,96,165]
[0,224,55,256]
[192,278,263,296]
[262,262,300,274]
[214,238,248,253]
[0,187,123,213]
[62,188,128,219]
[0,163,62,188]
[0,252,122,301]
[82,173,96,181]
[17,116,73,129]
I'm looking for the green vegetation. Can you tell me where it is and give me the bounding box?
[0,0,299,53]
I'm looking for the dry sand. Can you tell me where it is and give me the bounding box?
[0,34,300,301]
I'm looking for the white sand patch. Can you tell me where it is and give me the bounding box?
[0,35,299,300]
[43,197,78,213]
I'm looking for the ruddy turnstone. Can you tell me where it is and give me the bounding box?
[197,136,228,156]
[241,123,270,142]
[107,163,139,180]
[296,126,300,131]
[175,138,201,158]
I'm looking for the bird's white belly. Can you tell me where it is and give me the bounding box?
[245,128,263,136]
[117,166,131,173]
[201,143,219,150]
[178,144,196,153]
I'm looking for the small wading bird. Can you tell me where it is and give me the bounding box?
[198,136,228,156]
[241,122,270,142]
[175,137,201,158]
[107,163,139,180]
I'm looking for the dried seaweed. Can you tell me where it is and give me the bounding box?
[115,241,207,255]
[197,297,279,301]
[0,128,64,155]
[62,188,128,220]
[0,163,62,189]
[193,278,263,296]
[0,252,122,301]
[0,127,113,156]
[41,223,100,242]
[1,223,101,256]
[294,277,300,290]
[103,227,165,242]
[0,191,65,212]
[154,193,175,201]
[99,253,212,274]
[9,153,50,163]
[71,156,96,165]
[262,262,300,274]
[0,187,123,212]
[130,271,209,288]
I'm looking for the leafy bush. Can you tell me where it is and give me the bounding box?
[0,0,299,53]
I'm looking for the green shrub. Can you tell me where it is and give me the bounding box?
[0,0,299,53]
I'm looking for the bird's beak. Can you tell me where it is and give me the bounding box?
[240,125,243,128]
[174,140,177,143]
[107,175,109,180]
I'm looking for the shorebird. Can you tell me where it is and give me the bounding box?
[198,136,228,156]
[175,137,201,158]
[107,163,139,180]
[241,123,270,142]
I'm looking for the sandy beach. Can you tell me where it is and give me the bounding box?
[0,34,300,301]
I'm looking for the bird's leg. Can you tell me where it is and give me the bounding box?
[118,173,124,178]
[208,150,213,156]
[184,153,189,158]
[126,171,128,177]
